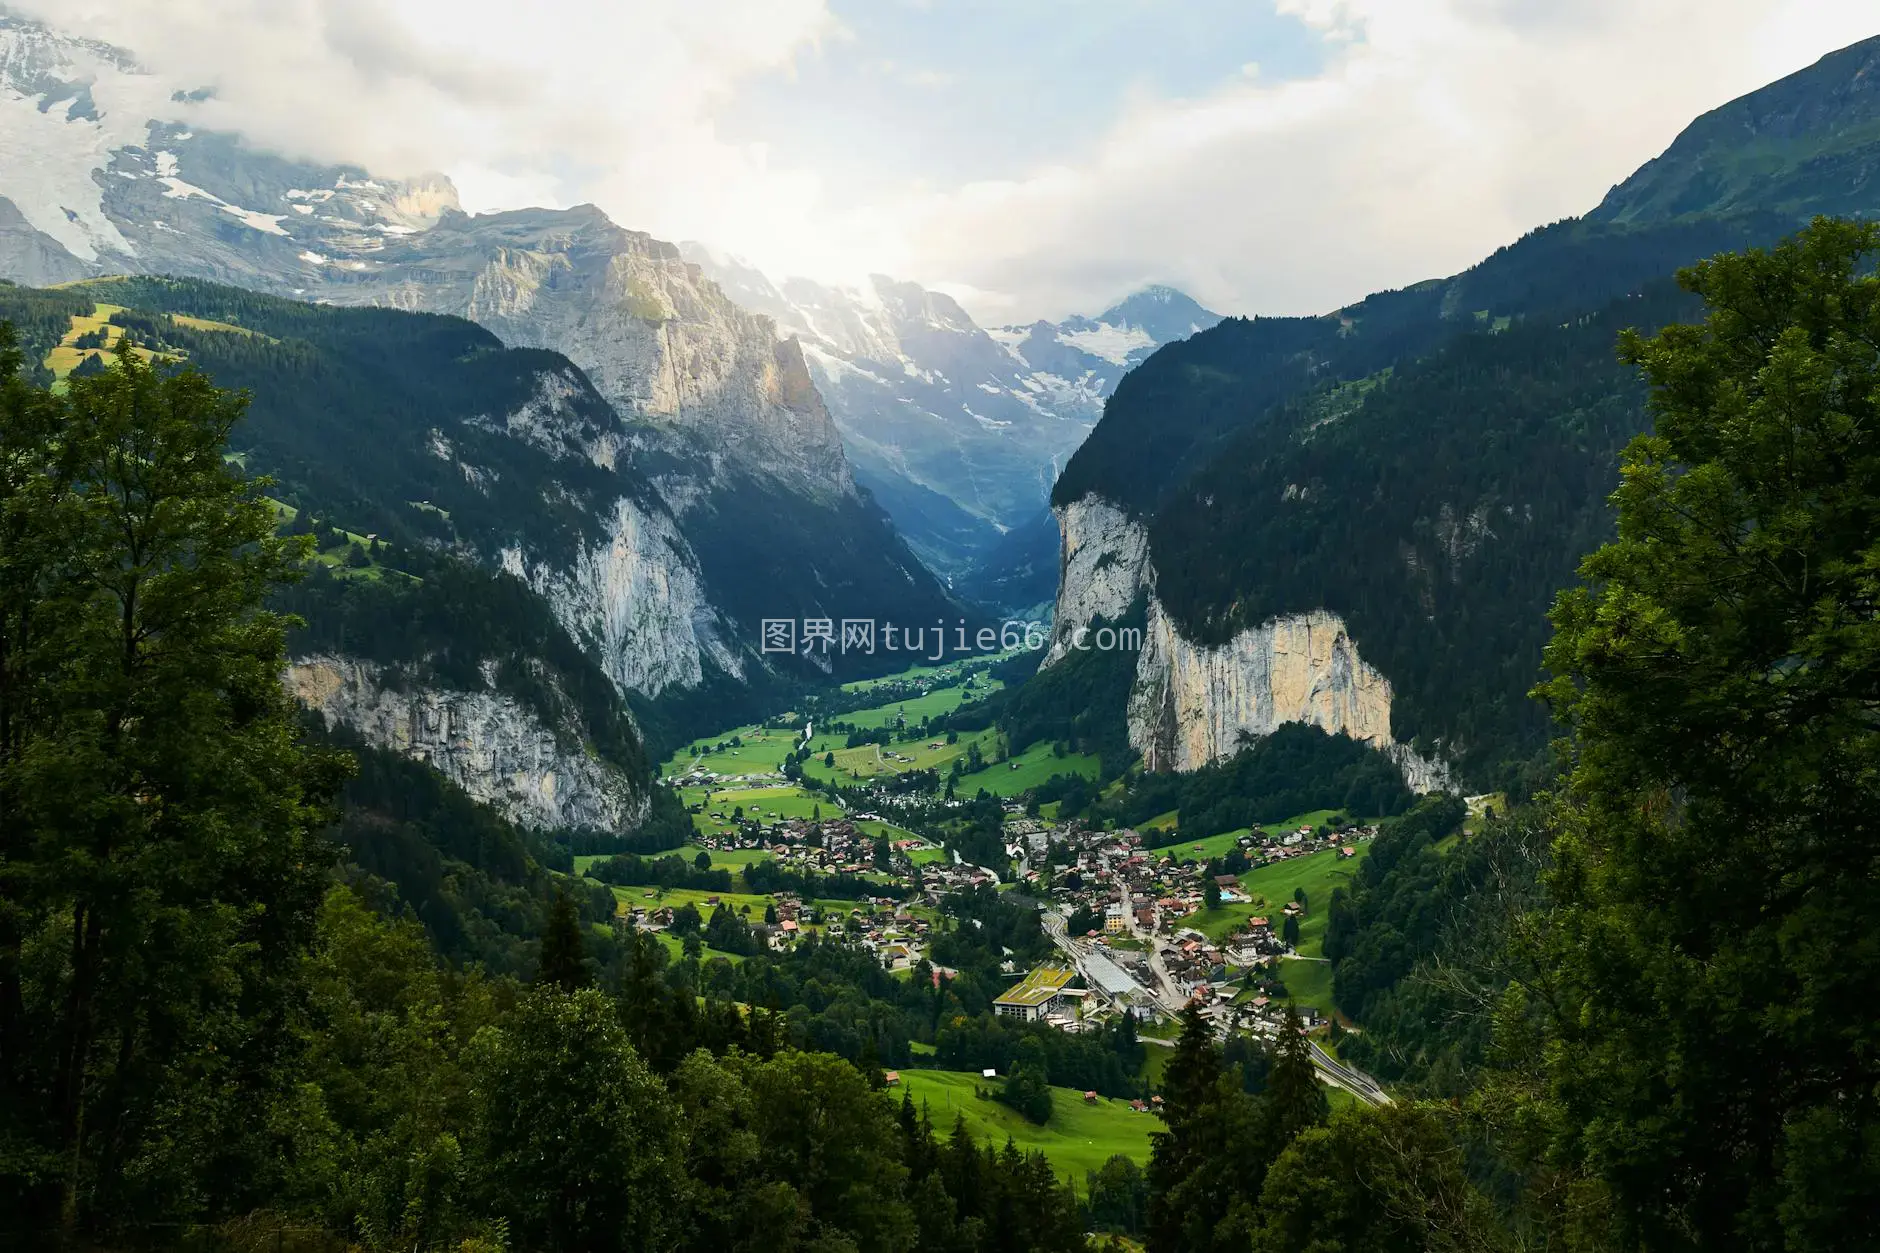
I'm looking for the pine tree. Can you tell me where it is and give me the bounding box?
[1262,1005,1327,1148]
[1532,217,1880,1246]
[536,887,589,991]
[0,346,344,1230]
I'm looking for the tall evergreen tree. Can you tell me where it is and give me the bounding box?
[537,887,590,991]
[1262,1006,1327,1147]
[0,344,343,1232]
[1532,216,1880,1249]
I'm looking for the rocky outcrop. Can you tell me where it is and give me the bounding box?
[1044,492,1451,791]
[1042,495,1152,664]
[500,497,742,699]
[325,206,856,503]
[1127,601,1452,789]
[289,655,647,831]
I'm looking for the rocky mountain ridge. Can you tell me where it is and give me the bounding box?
[0,11,962,823]
[680,245,1219,574]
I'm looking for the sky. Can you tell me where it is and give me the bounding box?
[14,0,1880,323]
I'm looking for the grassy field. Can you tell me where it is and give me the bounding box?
[663,724,805,779]
[646,929,750,964]
[1181,844,1370,947]
[1140,1041,1173,1092]
[803,727,1002,784]
[674,783,843,839]
[1155,809,1349,862]
[844,682,1001,730]
[1275,956,1335,1015]
[893,1069,1158,1181]
[953,739,1102,797]
[841,660,970,693]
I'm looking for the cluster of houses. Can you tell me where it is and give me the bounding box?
[619,889,940,967]
[990,812,1374,1039]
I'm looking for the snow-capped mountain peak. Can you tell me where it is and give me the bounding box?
[677,244,1223,574]
[0,11,459,287]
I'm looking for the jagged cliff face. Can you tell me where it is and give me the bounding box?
[500,497,742,699]
[1045,493,1450,791]
[318,207,855,504]
[1043,495,1151,665]
[289,655,648,831]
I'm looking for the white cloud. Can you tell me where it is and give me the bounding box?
[7,0,1877,322]
[7,0,845,266]
[863,0,1880,321]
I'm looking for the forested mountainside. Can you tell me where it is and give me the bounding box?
[0,11,965,714]
[1588,31,1880,224]
[1039,34,1880,791]
[0,276,969,771]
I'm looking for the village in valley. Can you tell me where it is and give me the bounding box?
[585,652,1399,1121]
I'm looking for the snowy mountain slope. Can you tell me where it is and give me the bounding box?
[679,245,1221,575]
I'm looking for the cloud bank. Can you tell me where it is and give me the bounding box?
[13,0,1877,322]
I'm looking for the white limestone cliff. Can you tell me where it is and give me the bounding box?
[1044,492,1452,792]
[499,497,742,700]
[1042,495,1151,664]
[289,655,648,831]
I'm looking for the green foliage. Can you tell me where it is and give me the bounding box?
[1327,806,1548,1092]
[587,851,734,892]
[536,889,590,990]
[1145,1006,1269,1253]
[1086,1154,1150,1237]
[322,725,616,974]
[282,558,649,782]
[1526,217,1880,1248]
[470,988,683,1252]
[998,1038,1056,1125]
[0,345,345,1229]
[1251,1102,1498,1253]
[1123,723,1412,844]
[0,283,94,382]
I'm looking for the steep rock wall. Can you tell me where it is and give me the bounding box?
[1042,494,1151,664]
[332,206,856,503]
[499,496,742,700]
[289,654,647,831]
[1045,493,1451,791]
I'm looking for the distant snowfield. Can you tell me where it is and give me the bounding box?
[0,23,169,261]
[1058,322,1157,366]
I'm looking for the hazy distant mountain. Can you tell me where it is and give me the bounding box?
[680,245,1219,578]
[988,285,1222,387]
